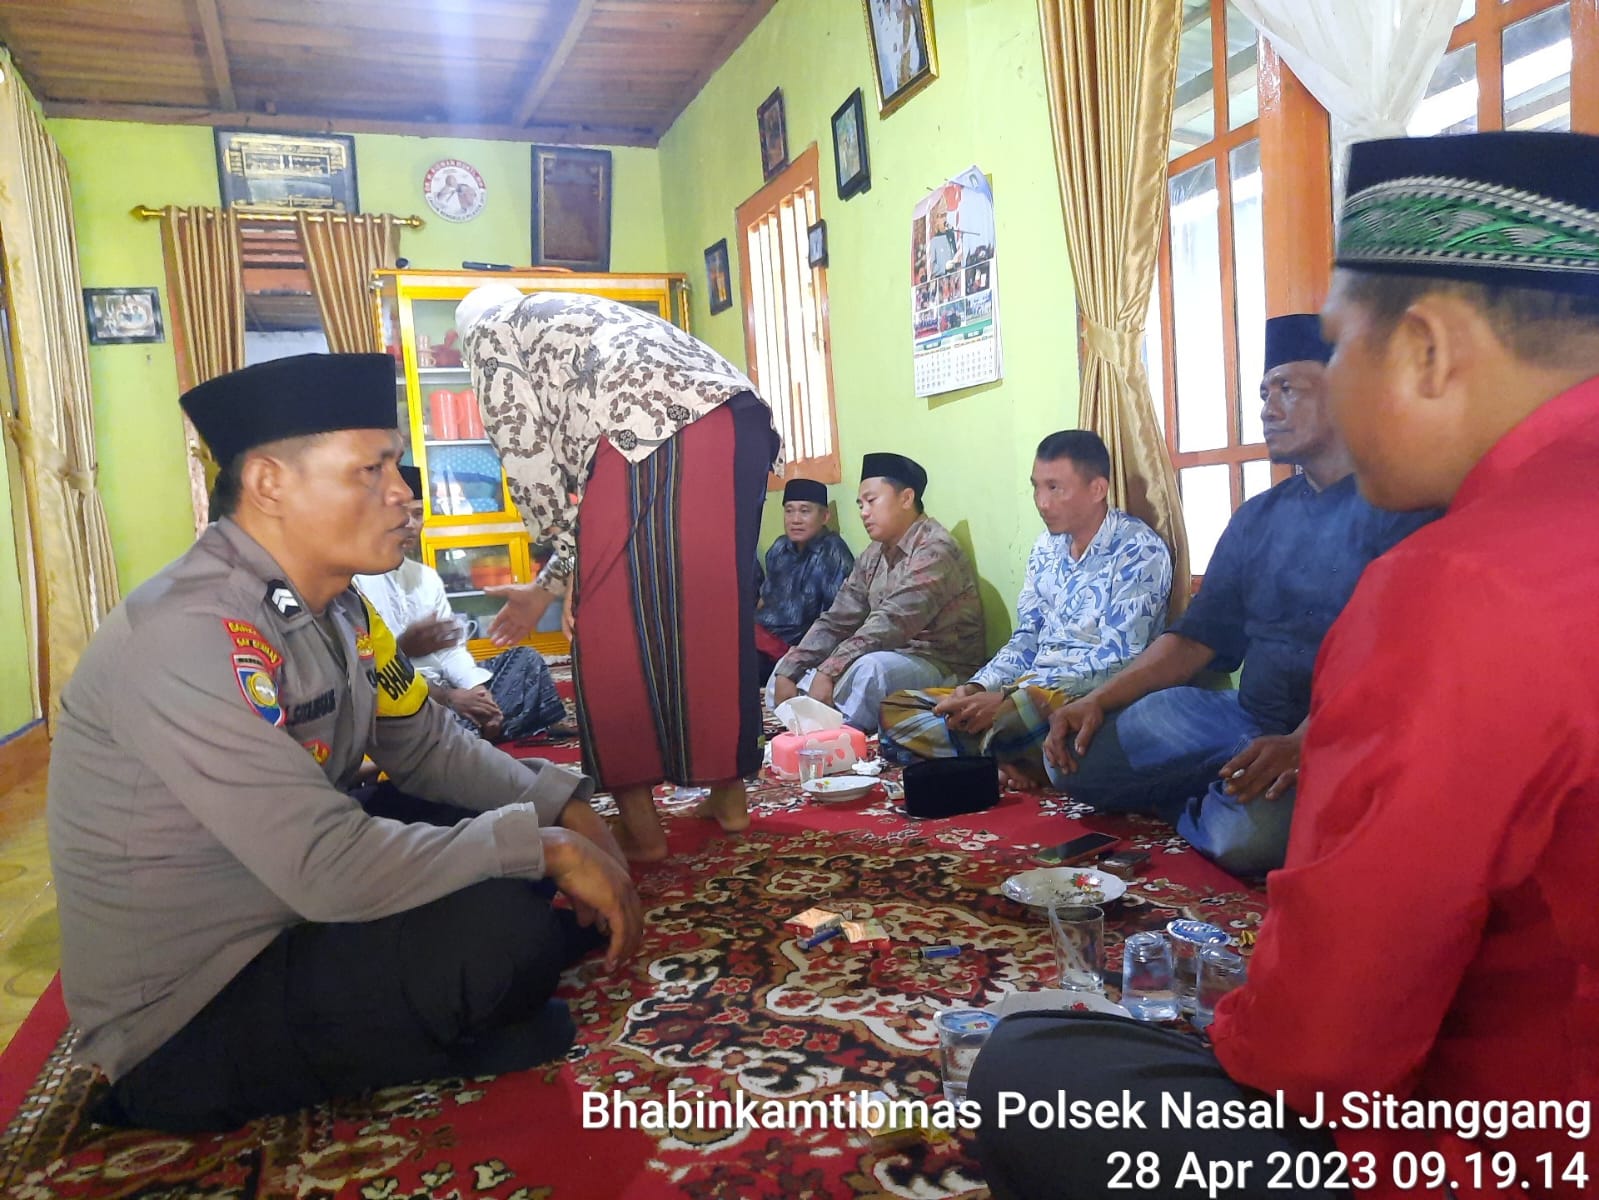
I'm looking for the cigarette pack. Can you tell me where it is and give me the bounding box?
[840,918,891,950]
[785,906,843,938]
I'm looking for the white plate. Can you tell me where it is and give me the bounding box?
[801,774,880,803]
[989,989,1131,1019]
[1001,867,1127,908]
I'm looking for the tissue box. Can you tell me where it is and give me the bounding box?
[770,727,868,779]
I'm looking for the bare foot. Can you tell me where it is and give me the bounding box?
[691,781,750,833]
[615,786,669,862]
[612,820,669,863]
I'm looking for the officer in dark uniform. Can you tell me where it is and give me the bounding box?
[49,353,641,1131]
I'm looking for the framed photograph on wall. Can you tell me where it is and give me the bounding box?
[757,88,788,181]
[807,220,829,269]
[215,129,359,212]
[863,0,939,116]
[831,88,872,199]
[532,145,613,271]
[83,287,164,345]
[705,239,733,315]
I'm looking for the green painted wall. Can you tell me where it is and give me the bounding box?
[47,117,667,594]
[658,0,1078,649]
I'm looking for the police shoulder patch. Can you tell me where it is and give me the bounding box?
[235,658,285,726]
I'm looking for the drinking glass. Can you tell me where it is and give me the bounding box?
[933,1008,997,1103]
[798,747,829,784]
[1047,903,1105,992]
[1193,945,1247,1031]
[1120,931,1180,1021]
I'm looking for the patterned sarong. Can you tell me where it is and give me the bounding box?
[570,394,775,790]
[878,684,1071,780]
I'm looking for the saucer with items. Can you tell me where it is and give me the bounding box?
[1000,866,1126,908]
[800,774,881,804]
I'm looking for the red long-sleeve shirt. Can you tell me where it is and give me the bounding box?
[1211,377,1599,1199]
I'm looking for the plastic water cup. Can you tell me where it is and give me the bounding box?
[1120,931,1181,1022]
[1048,904,1105,992]
[933,1008,997,1104]
[798,747,829,783]
[1166,919,1231,1013]
[1193,944,1247,1031]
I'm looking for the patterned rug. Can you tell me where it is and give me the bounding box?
[0,679,1265,1199]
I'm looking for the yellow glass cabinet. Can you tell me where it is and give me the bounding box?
[371,268,692,658]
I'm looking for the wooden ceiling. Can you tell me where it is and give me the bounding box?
[0,0,780,147]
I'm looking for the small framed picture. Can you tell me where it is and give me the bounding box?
[83,287,164,345]
[832,88,872,199]
[705,239,733,315]
[215,129,359,212]
[807,220,829,269]
[863,0,939,116]
[757,88,788,181]
[532,145,613,271]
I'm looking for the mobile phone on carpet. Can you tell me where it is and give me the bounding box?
[1035,831,1120,866]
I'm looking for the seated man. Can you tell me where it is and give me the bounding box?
[753,476,855,682]
[973,129,1599,1200]
[48,354,641,1133]
[768,452,984,732]
[879,431,1170,780]
[1043,314,1438,875]
[356,465,566,742]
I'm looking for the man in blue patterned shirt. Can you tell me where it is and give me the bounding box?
[753,478,855,682]
[1044,316,1439,874]
[880,431,1171,782]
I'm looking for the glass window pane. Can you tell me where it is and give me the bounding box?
[1230,139,1265,446]
[1408,44,1478,135]
[1143,278,1166,438]
[1169,160,1227,453]
[1181,463,1233,575]
[1242,458,1274,500]
[1225,4,1259,128]
[1172,0,1216,159]
[1457,0,1475,23]
[1503,4,1571,131]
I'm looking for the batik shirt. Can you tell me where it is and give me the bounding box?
[775,514,985,682]
[468,292,782,590]
[755,530,856,646]
[970,509,1171,695]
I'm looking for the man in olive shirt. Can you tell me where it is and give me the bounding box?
[770,453,984,732]
[49,354,640,1131]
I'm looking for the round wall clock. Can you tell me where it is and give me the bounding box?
[423,159,488,222]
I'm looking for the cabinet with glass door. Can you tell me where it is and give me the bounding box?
[371,268,691,659]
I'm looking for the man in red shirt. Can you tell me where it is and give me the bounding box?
[971,131,1598,1200]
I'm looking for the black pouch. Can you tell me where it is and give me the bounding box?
[902,755,999,818]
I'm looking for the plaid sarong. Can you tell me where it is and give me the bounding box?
[878,684,1070,780]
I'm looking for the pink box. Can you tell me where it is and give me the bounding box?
[770,726,868,779]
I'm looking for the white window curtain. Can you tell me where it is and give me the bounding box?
[1230,0,1461,201]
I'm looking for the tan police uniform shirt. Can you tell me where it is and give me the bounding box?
[48,519,592,1081]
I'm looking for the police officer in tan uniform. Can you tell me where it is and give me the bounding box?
[48,353,641,1132]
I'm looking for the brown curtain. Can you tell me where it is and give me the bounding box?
[1037,0,1191,615]
[158,206,245,533]
[296,213,399,353]
[0,57,121,719]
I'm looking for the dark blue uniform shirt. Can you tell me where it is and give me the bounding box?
[1170,474,1439,734]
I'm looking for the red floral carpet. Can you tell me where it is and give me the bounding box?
[0,674,1265,1199]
